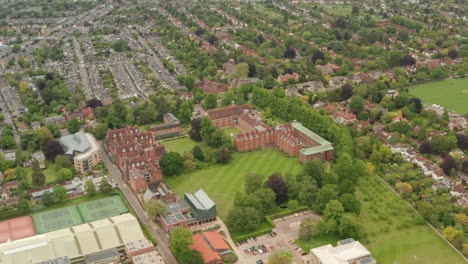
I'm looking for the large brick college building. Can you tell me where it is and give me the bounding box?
[207,105,334,162]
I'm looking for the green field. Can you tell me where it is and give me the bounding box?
[161,137,198,154]
[357,175,466,264]
[32,206,84,233]
[165,149,303,219]
[32,196,129,233]
[410,78,468,114]
[77,196,128,222]
[223,127,242,136]
[25,162,62,187]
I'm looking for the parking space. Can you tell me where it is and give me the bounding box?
[236,211,320,264]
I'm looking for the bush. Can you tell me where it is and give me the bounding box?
[412,215,426,225]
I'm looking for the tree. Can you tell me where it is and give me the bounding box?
[99,177,113,193]
[217,147,231,164]
[144,199,167,220]
[42,191,54,206]
[341,84,354,100]
[441,155,458,175]
[203,93,217,109]
[85,180,97,197]
[323,200,345,222]
[400,55,416,66]
[170,227,204,264]
[192,145,204,161]
[245,173,264,194]
[226,207,262,233]
[284,47,296,59]
[178,101,193,125]
[32,170,45,186]
[443,226,463,249]
[299,218,319,240]
[299,178,319,208]
[189,118,203,141]
[339,214,364,239]
[53,185,68,203]
[86,98,103,108]
[349,96,364,114]
[312,50,325,64]
[160,152,184,176]
[333,18,347,29]
[59,168,73,181]
[334,154,358,182]
[252,188,276,216]
[93,123,109,140]
[420,140,433,154]
[397,30,409,41]
[351,6,359,15]
[208,35,218,45]
[268,249,294,264]
[44,140,65,161]
[315,185,338,213]
[396,182,413,198]
[339,194,361,215]
[18,199,31,213]
[264,174,288,204]
[37,127,54,150]
[303,159,324,187]
[455,134,467,150]
[448,49,459,59]
[431,135,454,154]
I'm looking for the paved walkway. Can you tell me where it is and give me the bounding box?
[99,142,178,264]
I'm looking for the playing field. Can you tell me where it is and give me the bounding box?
[32,206,84,234]
[78,196,128,222]
[32,196,129,233]
[165,149,303,219]
[161,137,198,154]
[410,78,468,114]
[357,175,466,264]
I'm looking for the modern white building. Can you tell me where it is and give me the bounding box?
[60,132,101,173]
[310,238,376,264]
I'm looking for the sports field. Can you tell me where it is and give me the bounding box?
[78,196,128,222]
[161,137,198,154]
[32,196,128,233]
[32,206,84,234]
[357,175,466,264]
[410,78,468,114]
[165,149,303,219]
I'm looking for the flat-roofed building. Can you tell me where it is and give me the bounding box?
[310,238,376,264]
[84,248,119,264]
[0,214,145,264]
[34,256,71,264]
[132,251,165,264]
[125,239,155,259]
[60,132,101,173]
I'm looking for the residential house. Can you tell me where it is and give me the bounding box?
[31,151,46,169]
[332,111,357,124]
[44,116,66,126]
[190,232,231,264]
[197,79,229,94]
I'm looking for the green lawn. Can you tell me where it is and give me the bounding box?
[25,162,62,187]
[410,78,468,114]
[223,127,242,136]
[297,234,342,252]
[164,149,303,219]
[357,175,466,264]
[161,137,198,154]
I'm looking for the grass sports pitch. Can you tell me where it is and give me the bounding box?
[32,196,128,233]
[78,196,128,222]
[32,206,84,234]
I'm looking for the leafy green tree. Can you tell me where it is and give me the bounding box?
[227,207,262,233]
[42,191,54,206]
[192,145,204,161]
[99,177,113,193]
[94,123,109,140]
[245,173,264,194]
[170,227,204,264]
[144,199,167,220]
[217,147,231,164]
[178,101,193,125]
[18,199,31,213]
[315,185,339,213]
[339,194,361,215]
[59,168,73,181]
[32,170,46,186]
[53,185,68,203]
[160,152,185,176]
[349,96,364,115]
[298,178,319,208]
[323,200,345,222]
[37,127,54,150]
[203,93,217,109]
[302,158,324,187]
[67,118,83,134]
[299,218,319,240]
[55,155,73,169]
[85,180,96,197]
[339,214,364,239]
[200,117,215,141]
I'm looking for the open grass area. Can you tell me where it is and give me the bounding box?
[322,5,352,16]
[297,234,342,252]
[161,137,198,154]
[222,127,242,136]
[25,161,62,187]
[165,149,303,219]
[410,78,468,114]
[357,175,466,264]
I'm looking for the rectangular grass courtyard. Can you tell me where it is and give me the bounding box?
[164,149,303,219]
[161,137,198,154]
[356,175,466,264]
[410,78,468,114]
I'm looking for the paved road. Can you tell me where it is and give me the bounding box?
[99,143,178,264]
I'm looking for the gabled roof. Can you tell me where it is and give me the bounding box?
[185,189,215,211]
[59,132,89,155]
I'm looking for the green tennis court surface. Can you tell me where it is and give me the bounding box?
[32,196,128,234]
[32,206,83,234]
[78,196,128,222]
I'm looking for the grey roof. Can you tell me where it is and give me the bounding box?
[292,121,334,156]
[339,238,356,245]
[184,189,215,211]
[163,112,179,123]
[358,256,376,264]
[34,257,71,264]
[84,248,119,263]
[60,132,90,155]
[32,151,45,161]
[162,200,190,224]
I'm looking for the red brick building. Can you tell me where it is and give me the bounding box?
[190,232,231,264]
[107,127,166,194]
[65,106,95,121]
[148,123,184,140]
[208,106,334,163]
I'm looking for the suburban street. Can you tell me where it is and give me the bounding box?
[99,143,178,264]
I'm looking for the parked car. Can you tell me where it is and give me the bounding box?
[256,260,264,264]
[289,240,296,244]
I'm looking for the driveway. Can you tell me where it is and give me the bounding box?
[99,142,178,264]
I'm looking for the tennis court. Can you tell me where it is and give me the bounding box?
[78,196,128,222]
[32,206,84,234]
